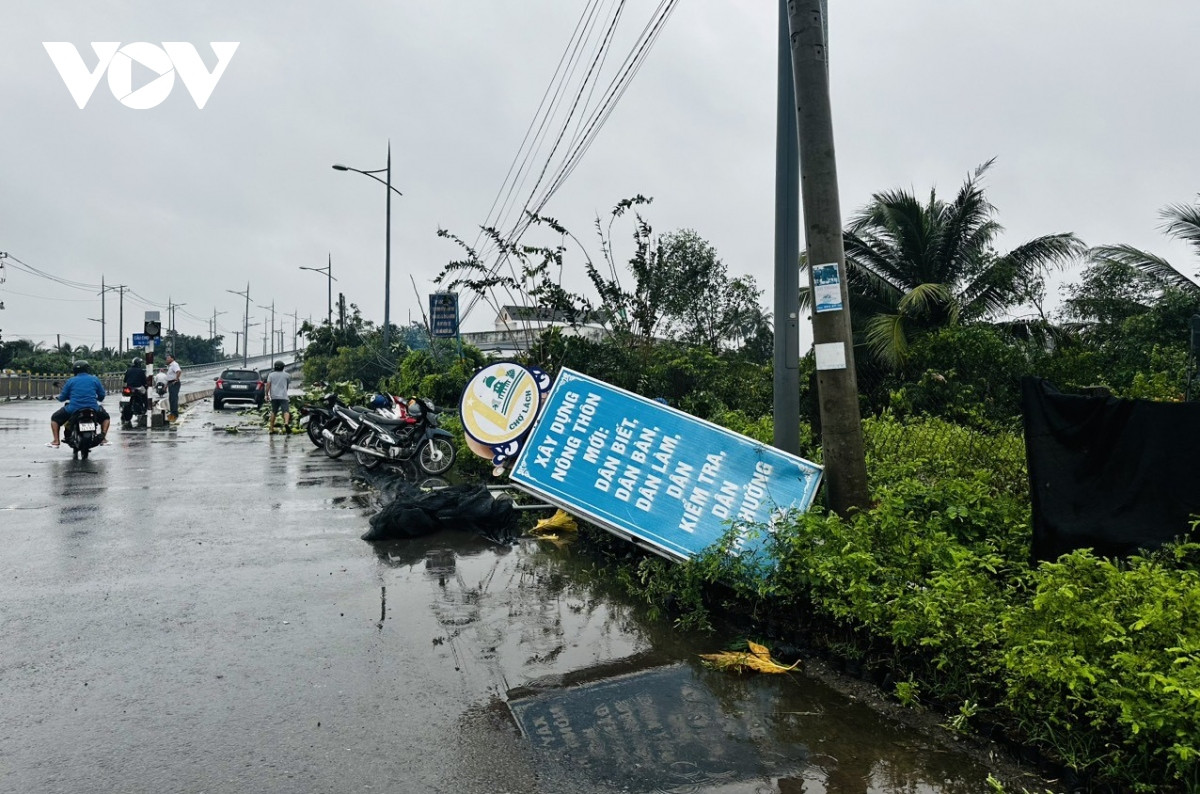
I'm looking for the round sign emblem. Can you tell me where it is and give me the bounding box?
[459,362,542,447]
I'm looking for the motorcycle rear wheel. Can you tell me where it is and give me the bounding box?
[306,418,325,448]
[355,448,382,470]
[323,426,352,458]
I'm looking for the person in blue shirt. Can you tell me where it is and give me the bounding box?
[48,360,110,448]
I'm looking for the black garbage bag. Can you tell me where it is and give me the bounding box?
[363,481,519,544]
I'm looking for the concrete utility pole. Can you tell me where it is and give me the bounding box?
[786,0,870,514]
[100,276,107,352]
[211,308,227,344]
[100,283,127,354]
[773,0,802,456]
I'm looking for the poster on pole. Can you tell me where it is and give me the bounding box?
[812,262,843,313]
[509,369,823,561]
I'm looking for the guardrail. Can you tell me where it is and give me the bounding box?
[1,351,301,401]
[1,372,123,400]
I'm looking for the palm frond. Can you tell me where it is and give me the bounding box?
[843,232,910,297]
[1160,199,1200,256]
[1087,244,1200,296]
[993,317,1077,350]
[864,313,909,369]
[960,233,1085,320]
[896,282,953,319]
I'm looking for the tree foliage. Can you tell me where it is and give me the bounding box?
[436,197,770,356]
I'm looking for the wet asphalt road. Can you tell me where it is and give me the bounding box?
[0,395,1037,794]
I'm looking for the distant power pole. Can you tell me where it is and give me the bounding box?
[786,0,870,514]
[100,276,107,352]
[287,309,300,351]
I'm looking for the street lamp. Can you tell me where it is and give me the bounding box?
[332,141,403,350]
[87,318,103,352]
[226,283,251,367]
[167,299,187,356]
[257,301,276,360]
[299,253,336,326]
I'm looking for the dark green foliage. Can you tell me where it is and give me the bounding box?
[1000,546,1200,790]
[0,334,218,372]
[872,325,1029,430]
[165,333,223,365]
[521,332,776,423]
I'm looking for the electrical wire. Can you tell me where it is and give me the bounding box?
[457,0,681,329]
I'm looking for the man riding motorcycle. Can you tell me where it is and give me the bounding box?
[124,357,148,390]
[49,360,110,448]
[121,357,149,423]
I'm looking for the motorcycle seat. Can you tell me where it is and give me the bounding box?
[365,414,417,427]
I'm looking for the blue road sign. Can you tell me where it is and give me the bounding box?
[429,293,459,339]
[509,368,823,561]
[131,333,150,347]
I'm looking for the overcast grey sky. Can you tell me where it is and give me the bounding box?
[2,1,1197,354]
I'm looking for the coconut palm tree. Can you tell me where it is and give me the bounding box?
[837,160,1085,367]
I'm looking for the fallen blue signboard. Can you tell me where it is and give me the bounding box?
[509,368,823,561]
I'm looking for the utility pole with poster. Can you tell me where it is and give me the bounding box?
[785,0,870,514]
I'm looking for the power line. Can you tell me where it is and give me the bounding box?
[457,0,681,325]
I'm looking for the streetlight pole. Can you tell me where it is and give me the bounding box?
[333,142,402,350]
[299,253,336,326]
[258,301,276,360]
[167,299,187,357]
[99,277,107,353]
[227,283,250,367]
[87,317,103,351]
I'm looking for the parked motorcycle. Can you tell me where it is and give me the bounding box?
[64,408,103,460]
[298,392,341,448]
[322,396,456,475]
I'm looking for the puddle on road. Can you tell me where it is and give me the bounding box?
[370,534,1036,794]
[0,416,36,431]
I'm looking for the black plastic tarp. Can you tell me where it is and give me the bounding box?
[1022,377,1200,561]
[362,479,520,545]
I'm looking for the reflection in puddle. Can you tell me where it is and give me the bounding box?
[509,664,807,792]
[58,504,99,525]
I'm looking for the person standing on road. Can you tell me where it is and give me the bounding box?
[165,354,182,421]
[264,361,291,435]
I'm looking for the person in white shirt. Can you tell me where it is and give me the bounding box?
[264,361,292,435]
[165,354,182,420]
